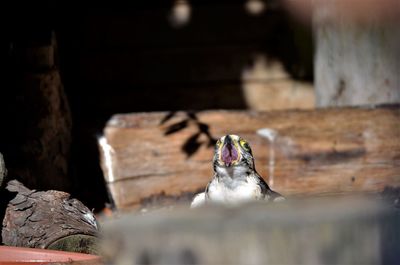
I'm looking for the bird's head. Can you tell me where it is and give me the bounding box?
[213,134,255,170]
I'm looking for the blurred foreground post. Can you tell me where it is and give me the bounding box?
[100,197,400,264]
[313,1,400,106]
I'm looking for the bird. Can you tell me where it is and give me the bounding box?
[191,134,284,208]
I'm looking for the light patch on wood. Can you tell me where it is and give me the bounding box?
[257,128,278,188]
[98,136,116,183]
[241,55,315,110]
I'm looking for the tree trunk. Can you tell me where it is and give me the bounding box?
[1,32,72,191]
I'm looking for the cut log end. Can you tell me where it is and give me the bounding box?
[47,235,100,255]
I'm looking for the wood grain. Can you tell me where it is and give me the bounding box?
[100,105,400,209]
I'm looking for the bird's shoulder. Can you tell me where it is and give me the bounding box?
[253,172,285,202]
[190,192,206,208]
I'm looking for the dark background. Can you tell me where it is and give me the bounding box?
[0,0,312,212]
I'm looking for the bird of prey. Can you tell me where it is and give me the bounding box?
[191,134,284,208]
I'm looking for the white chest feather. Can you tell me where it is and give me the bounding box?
[206,169,263,205]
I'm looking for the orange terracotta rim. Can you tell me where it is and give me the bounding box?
[0,246,102,264]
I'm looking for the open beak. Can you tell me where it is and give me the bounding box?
[220,135,239,166]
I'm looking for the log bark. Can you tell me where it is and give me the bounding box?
[2,180,99,254]
[99,105,400,210]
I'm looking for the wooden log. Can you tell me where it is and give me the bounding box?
[99,105,400,210]
[2,180,99,254]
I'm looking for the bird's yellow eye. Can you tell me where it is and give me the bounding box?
[216,139,222,146]
[239,139,250,150]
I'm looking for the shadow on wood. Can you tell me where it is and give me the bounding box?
[98,105,400,210]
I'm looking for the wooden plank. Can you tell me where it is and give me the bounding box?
[99,105,400,209]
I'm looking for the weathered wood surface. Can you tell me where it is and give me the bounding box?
[100,197,400,264]
[100,105,400,209]
[313,3,400,107]
[2,180,99,254]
